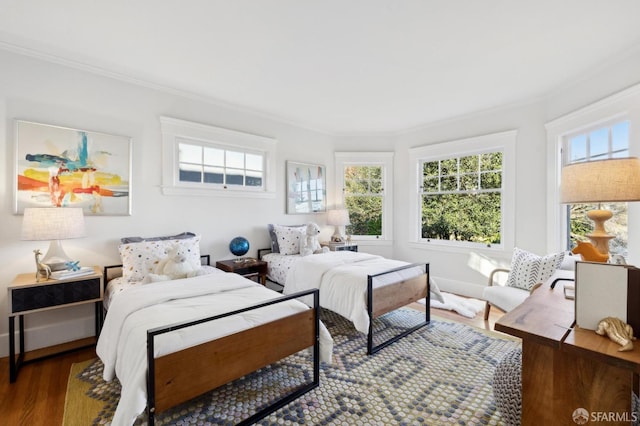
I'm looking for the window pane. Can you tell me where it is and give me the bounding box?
[422,161,439,177]
[203,147,224,166]
[590,128,608,159]
[441,176,457,191]
[459,156,477,173]
[203,166,223,184]
[569,135,587,163]
[423,177,439,192]
[226,151,244,169]
[369,166,382,180]
[422,193,501,244]
[179,143,201,163]
[246,170,263,187]
[459,174,477,191]
[480,171,502,189]
[481,152,502,171]
[345,195,382,236]
[179,163,202,183]
[612,121,629,155]
[440,158,457,175]
[225,169,244,185]
[246,153,263,171]
[370,180,383,193]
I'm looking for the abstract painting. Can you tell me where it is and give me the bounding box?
[286,161,326,214]
[15,120,132,215]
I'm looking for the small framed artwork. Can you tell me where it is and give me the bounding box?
[14,120,132,215]
[286,161,326,214]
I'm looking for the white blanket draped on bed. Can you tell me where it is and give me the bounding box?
[97,273,333,426]
[283,251,426,334]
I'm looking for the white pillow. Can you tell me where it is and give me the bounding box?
[272,224,305,255]
[119,235,201,282]
[506,247,565,291]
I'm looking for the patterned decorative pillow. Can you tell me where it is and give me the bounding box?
[506,247,565,291]
[268,224,305,253]
[272,224,305,255]
[118,235,201,282]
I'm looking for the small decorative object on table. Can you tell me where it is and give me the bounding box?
[229,236,250,259]
[65,260,81,271]
[595,316,636,351]
[33,249,51,282]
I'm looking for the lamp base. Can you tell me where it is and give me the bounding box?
[586,209,614,256]
[331,225,345,243]
[41,240,73,271]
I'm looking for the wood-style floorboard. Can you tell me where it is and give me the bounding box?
[0,305,505,425]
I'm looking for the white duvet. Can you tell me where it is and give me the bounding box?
[97,273,333,426]
[283,251,426,334]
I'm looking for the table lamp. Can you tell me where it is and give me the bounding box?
[21,207,86,271]
[560,157,640,255]
[327,209,351,243]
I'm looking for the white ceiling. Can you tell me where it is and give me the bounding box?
[2,1,640,134]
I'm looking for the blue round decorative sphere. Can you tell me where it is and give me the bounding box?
[229,236,250,256]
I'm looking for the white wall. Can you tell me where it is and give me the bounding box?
[2,44,640,356]
[0,50,344,356]
[390,48,640,298]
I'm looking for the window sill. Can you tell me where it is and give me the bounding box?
[160,186,276,198]
[407,241,509,256]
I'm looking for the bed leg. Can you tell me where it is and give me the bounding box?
[147,330,156,426]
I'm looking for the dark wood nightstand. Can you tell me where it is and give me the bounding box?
[215,258,268,285]
[321,242,358,252]
[7,266,103,382]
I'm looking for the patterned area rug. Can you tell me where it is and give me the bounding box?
[64,308,520,425]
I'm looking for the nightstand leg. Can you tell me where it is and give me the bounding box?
[94,301,103,335]
[9,316,16,383]
[19,315,24,355]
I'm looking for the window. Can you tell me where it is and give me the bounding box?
[420,152,503,245]
[160,117,276,198]
[335,152,393,243]
[178,141,264,189]
[409,131,516,251]
[563,120,630,254]
[546,83,640,256]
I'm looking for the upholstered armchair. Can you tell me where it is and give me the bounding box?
[482,249,578,321]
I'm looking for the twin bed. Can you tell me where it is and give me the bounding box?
[98,228,431,425]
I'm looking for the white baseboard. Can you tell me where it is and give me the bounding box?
[0,314,96,359]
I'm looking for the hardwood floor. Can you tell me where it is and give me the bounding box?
[0,305,505,426]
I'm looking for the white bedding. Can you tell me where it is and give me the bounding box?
[261,252,301,285]
[103,265,222,310]
[97,273,333,426]
[283,251,426,334]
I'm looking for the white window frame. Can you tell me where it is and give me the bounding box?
[335,152,393,245]
[409,130,516,254]
[545,83,640,255]
[160,116,277,198]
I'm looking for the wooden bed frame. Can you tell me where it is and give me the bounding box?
[257,249,430,355]
[103,256,321,426]
[367,263,430,354]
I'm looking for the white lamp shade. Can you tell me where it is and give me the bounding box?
[560,157,640,204]
[327,209,351,226]
[21,207,86,241]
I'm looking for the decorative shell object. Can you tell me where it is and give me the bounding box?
[595,317,636,352]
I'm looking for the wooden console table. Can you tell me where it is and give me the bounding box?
[495,282,640,425]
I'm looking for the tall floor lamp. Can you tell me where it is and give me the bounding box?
[560,157,640,255]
